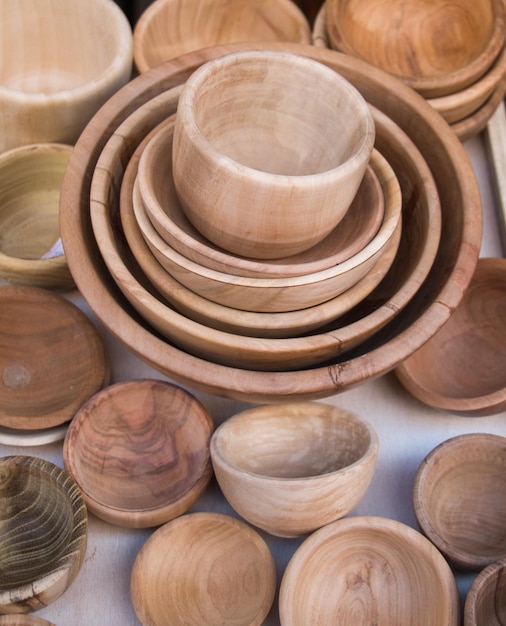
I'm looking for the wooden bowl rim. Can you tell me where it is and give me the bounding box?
[464,556,506,625]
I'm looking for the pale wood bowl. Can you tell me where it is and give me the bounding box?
[413,433,506,571]
[133,0,311,73]
[210,402,378,537]
[138,116,385,278]
[279,515,460,625]
[0,456,87,614]
[396,257,506,416]
[173,49,376,259]
[0,617,55,625]
[464,558,506,626]
[130,512,276,626]
[0,0,133,153]
[0,285,109,431]
[63,379,214,528]
[324,0,505,99]
[59,42,481,402]
[0,143,74,291]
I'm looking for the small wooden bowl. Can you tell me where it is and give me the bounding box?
[0,285,109,431]
[133,0,311,73]
[396,257,506,416]
[130,512,276,626]
[0,455,87,614]
[413,433,506,571]
[0,617,55,625]
[324,0,505,99]
[211,403,378,537]
[63,379,214,528]
[464,558,506,626]
[279,515,460,625]
[138,116,385,278]
[173,49,376,259]
[0,0,133,152]
[0,143,74,290]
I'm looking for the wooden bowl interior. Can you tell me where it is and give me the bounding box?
[464,558,506,626]
[414,434,506,570]
[63,380,214,527]
[130,512,276,626]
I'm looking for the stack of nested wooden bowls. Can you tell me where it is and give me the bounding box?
[313,0,506,141]
[59,42,481,403]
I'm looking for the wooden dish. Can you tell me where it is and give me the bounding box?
[130,512,276,626]
[0,285,109,430]
[413,433,506,571]
[138,116,385,278]
[452,79,506,142]
[210,402,378,537]
[0,143,74,291]
[63,379,214,528]
[0,617,55,625]
[396,257,506,416]
[0,455,88,614]
[172,49,376,259]
[324,0,505,99]
[59,42,481,402]
[464,558,506,625]
[0,424,68,447]
[0,0,133,153]
[133,0,311,73]
[279,515,460,625]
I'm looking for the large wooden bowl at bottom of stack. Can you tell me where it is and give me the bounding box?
[59,42,482,403]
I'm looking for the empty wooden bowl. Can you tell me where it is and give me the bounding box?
[279,515,460,625]
[0,455,87,614]
[133,0,311,73]
[396,257,506,416]
[413,433,506,571]
[138,115,385,278]
[63,379,214,528]
[0,143,74,290]
[325,0,506,98]
[130,512,276,626]
[464,558,506,626]
[173,49,376,259]
[0,0,133,152]
[0,285,109,431]
[210,402,378,537]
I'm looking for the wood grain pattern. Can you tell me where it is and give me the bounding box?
[485,99,506,255]
[464,557,506,625]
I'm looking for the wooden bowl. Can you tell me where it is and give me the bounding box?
[464,558,506,626]
[396,257,506,416]
[0,143,74,291]
[172,49,376,259]
[63,379,214,528]
[413,433,506,571]
[0,617,55,625]
[210,402,378,537]
[0,455,87,614]
[0,0,133,153]
[59,42,481,402]
[279,515,460,625]
[133,0,311,73]
[130,512,276,626]
[0,285,109,430]
[452,79,506,142]
[324,0,506,99]
[138,115,385,278]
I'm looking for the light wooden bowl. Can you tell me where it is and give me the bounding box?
[138,116,385,278]
[59,42,481,402]
[279,515,460,625]
[0,617,55,626]
[0,456,87,614]
[210,402,378,537]
[464,558,506,626]
[324,0,505,99]
[133,0,311,73]
[0,143,74,290]
[173,49,376,259]
[0,285,109,431]
[130,512,276,626]
[396,257,506,416]
[413,433,506,571]
[0,0,133,153]
[63,379,214,528]
[452,78,506,142]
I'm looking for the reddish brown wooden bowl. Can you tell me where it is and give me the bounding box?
[464,558,506,625]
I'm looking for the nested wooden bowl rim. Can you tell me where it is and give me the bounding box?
[464,557,506,625]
